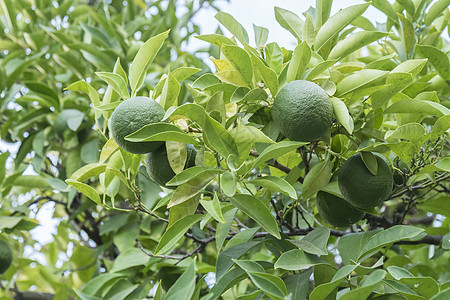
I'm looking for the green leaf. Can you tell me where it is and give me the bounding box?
[330,97,353,133]
[420,196,450,217]
[253,24,269,47]
[200,193,225,223]
[288,227,330,255]
[328,31,388,60]
[337,231,379,265]
[0,151,9,185]
[424,115,450,142]
[314,3,370,51]
[425,0,450,25]
[284,270,313,300]
[339,269,386,300]
[316,0,333,27]
[205,267,247,300]
[248,51,279,96]
[81,274,127,296]
[160,73,180,110]
[166,104,239,160]
[430,288,450,300]
[230,194,281,239]
[387,142,417,164]
[96,72,130,99]
[359,225,425,260]
[274,7,304,41]
[45,178,69,192]
[169,170,219,207]
[216,241,261,281]
[221,171,237,197]
[248,176,297,199]
[225,227,260,250]
[336,69,388,97]
[386,123,426,144]
[110,248,150,272]
[113,57,128,85]
[392,59,428,76]
[435,157,450,172]
[216,208,238,252]
[0,216,23,230]
[215,70,249,87]
[248,272,287,299]
[129,30,170,93]
[304,59,337,81]
[125,122,198,145]
[65,80,100,107]
[172,67,202,81]
[233,260,265,273]
[364,0,398,22]
[360,152,378,176]
[165,261,196,300]
[275,249,326,270]
[309,265,357,300]
[302,158,333,198]
[66,179,101,205]
[195,34,236,47]
[70,163,107,182]
[249,141,306,171]
[154,214,203,255]
[265,43,283,74]
[0,0,17,32]
[370,72,413,109]
[287,41,311,83]
[303,13,315,47]
[167,166,221,187]
[74,290,102,300]
[388,266,439,298]
[230,125,274,163]
[397,13,415,59]
[222,45,253,84]
[25,81,60,109]
[215,12,249,45]
[384,100,450,116]
[384,280,424,300]
[415,45,450,80]
[166,141,187,175]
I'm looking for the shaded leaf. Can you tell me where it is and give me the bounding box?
[275,249,326,270]
[230,194,281,239]
[154,214,203,255]
[129,30,170,93]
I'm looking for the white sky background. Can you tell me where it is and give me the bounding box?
[188,0,392,51]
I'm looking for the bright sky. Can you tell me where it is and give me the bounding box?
[189,0,392,50]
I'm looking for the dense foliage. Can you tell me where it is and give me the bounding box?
[0,0,449,299]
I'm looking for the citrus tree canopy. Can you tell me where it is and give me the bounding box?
[0,0,449,299]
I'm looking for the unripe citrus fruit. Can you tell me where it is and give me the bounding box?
[110,97,165,154]
[146,144,197,188]
[316,191,365,227]
[338,153,394,210]
[272,80,333,142]
[0,240,12,274]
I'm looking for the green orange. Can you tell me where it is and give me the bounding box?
[0,240,12,274]
[110,97,165,154]
[146,144,197,188]
[316,191,365,227]
[272,80,333,142]
[338,153,394,210]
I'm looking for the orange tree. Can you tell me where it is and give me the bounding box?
[1,0,450,299]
